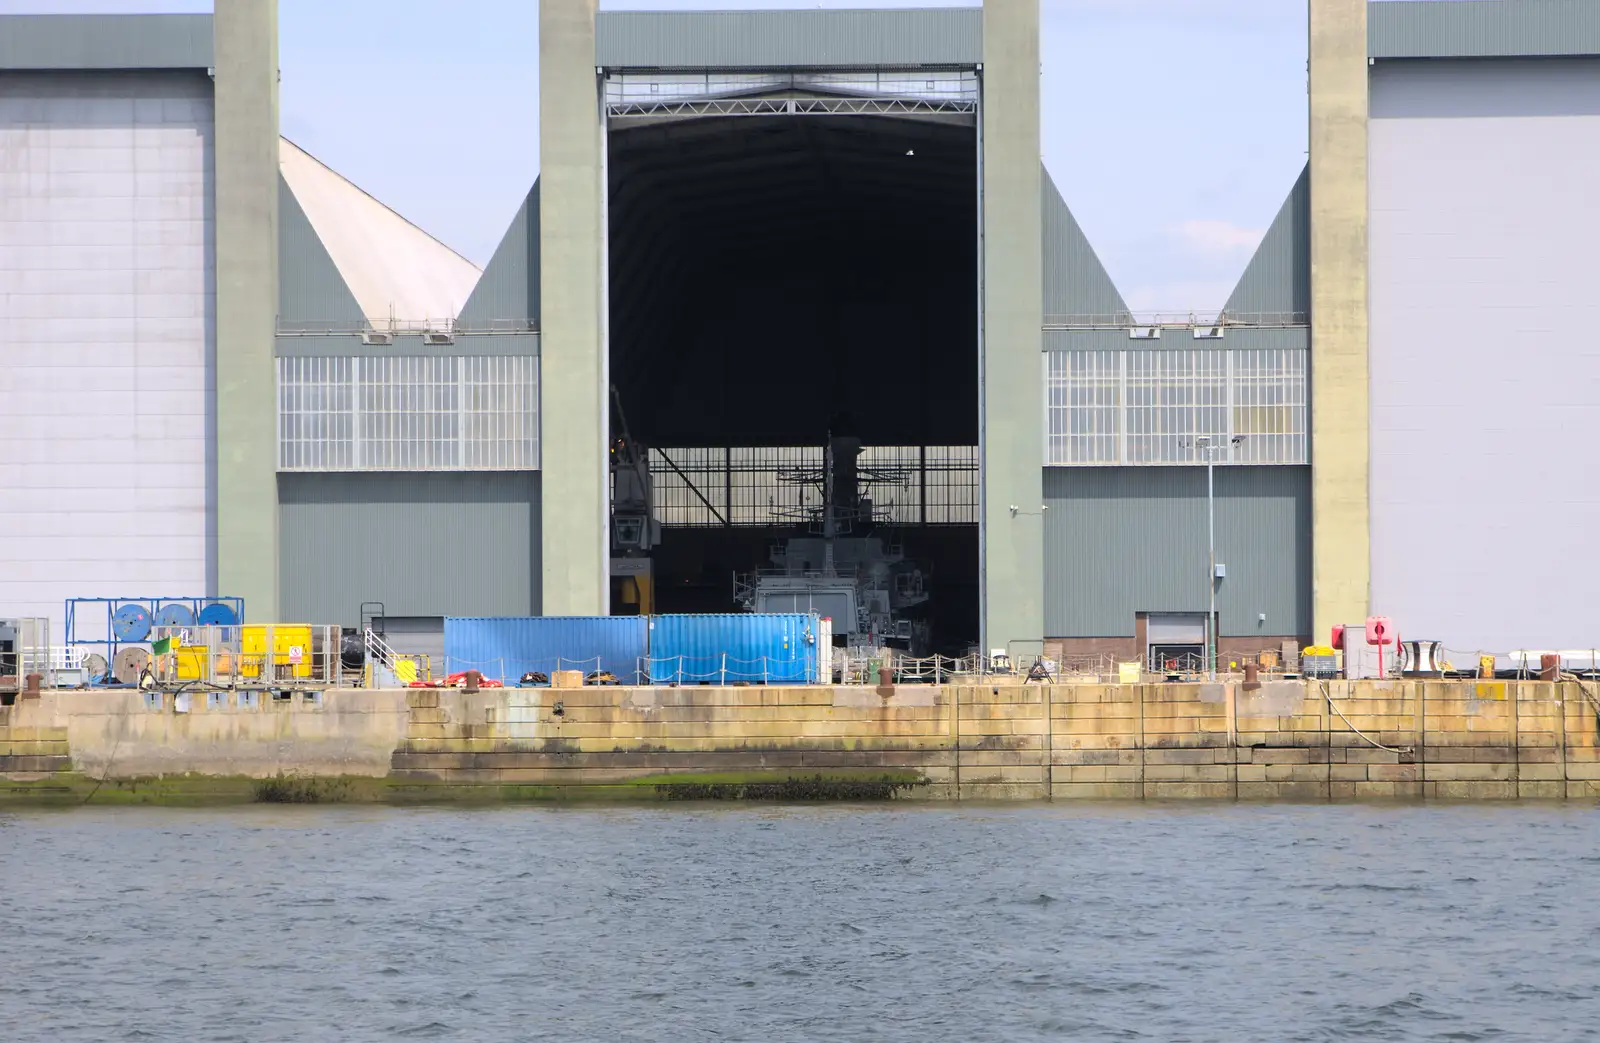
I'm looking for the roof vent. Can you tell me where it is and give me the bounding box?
[1128,327,1161,341]
[1192,326,1225,340]
[361,331,394,346]
[422,331,455,346]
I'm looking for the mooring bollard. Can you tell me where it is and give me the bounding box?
[464,670,482,693]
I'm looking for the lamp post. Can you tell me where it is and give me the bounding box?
[1191,435,1244,681]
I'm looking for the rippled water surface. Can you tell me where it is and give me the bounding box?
[2,803,1598,1042]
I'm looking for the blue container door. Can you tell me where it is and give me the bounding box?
[647,614,817,684]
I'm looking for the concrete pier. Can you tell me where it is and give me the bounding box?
[3,679,1598,803]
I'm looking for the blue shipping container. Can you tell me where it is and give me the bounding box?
[443,617,649,684]
[647,613,818,684]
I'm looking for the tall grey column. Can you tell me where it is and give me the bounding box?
[1309,0,1370,642]
[980,0,1045,660]
[539,0,609,616]
[214,0,280,620]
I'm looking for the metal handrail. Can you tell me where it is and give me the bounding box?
[1045,311,1309,330]
[276,317,538,336]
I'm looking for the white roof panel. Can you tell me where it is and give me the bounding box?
[279,137,481,328]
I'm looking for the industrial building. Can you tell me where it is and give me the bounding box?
[2,0,1597,669]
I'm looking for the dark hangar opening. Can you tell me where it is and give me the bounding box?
[607,113,979,656]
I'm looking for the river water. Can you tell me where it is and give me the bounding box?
[2,803,1597,1042]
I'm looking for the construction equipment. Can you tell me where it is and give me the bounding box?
[609,385,660,614]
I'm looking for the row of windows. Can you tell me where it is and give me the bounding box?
[275,352,1307,474]
[1044,349,1308,466]
[277,356,539,471]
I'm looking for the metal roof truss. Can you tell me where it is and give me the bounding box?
[608,95,975,122]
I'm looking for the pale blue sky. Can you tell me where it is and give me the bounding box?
[10,0,1316,311]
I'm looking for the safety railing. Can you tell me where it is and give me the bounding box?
[436,656,640,687]
[644,654,814,686]
[362,627,433,687]
[1437,647,1600,679]
[276,317,539,336]
[1044,311,1309,330]
[148,625,345,687]
[1,618,51,691]
[861,654,981,684]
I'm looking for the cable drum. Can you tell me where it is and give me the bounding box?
[111,604,152,643]
[113,647,150,685]
[154,603,196,629]
[198,602,239,627]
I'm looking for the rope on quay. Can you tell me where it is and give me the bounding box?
[82,720,126,806]
[1318,679,1414,755]
[1560,672,1600,721]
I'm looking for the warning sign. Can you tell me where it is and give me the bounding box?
[288,645,304,665]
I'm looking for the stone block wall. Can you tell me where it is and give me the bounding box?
[5,679,1600,801]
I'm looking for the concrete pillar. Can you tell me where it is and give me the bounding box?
[1309,0,1370,644]
[539,0,608,615]
[980,0,1046,660]
[214,0,280,620]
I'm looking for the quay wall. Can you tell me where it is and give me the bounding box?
[3,680,1599,802]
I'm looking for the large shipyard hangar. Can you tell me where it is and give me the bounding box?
[3,0,1600,669]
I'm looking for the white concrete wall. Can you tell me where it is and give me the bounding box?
[0,72,214,633]
[1370,59,1600,654]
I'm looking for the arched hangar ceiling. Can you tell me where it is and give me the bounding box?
[608,112,978,449]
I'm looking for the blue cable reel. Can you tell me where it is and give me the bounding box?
[154,603,196,629]
[198,602,239,627]
[111,603,152,643]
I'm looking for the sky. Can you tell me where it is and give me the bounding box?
[8,0,1316,312]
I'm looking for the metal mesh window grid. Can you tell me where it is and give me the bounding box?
[1044,349,1307,466]
[277,356,539,471]
[645,446,978,528]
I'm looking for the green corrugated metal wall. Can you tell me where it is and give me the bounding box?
[1043,466,1311,639]
[595,8,982,69]
[1371,0,1600,59]
[1224,164,1309,319]
[279,472,542,626]
[457,180,540,330]
[0,14,211,69]
[277,172,366,331]
[1041,326,1309,354]
[1041,167,1129,322]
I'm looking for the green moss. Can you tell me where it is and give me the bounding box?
[0,767,930,807]
[642,769,928,802]
[253,773,353,804]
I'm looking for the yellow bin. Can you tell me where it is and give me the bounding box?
[175,645,210,681]
[241,625,314,680]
